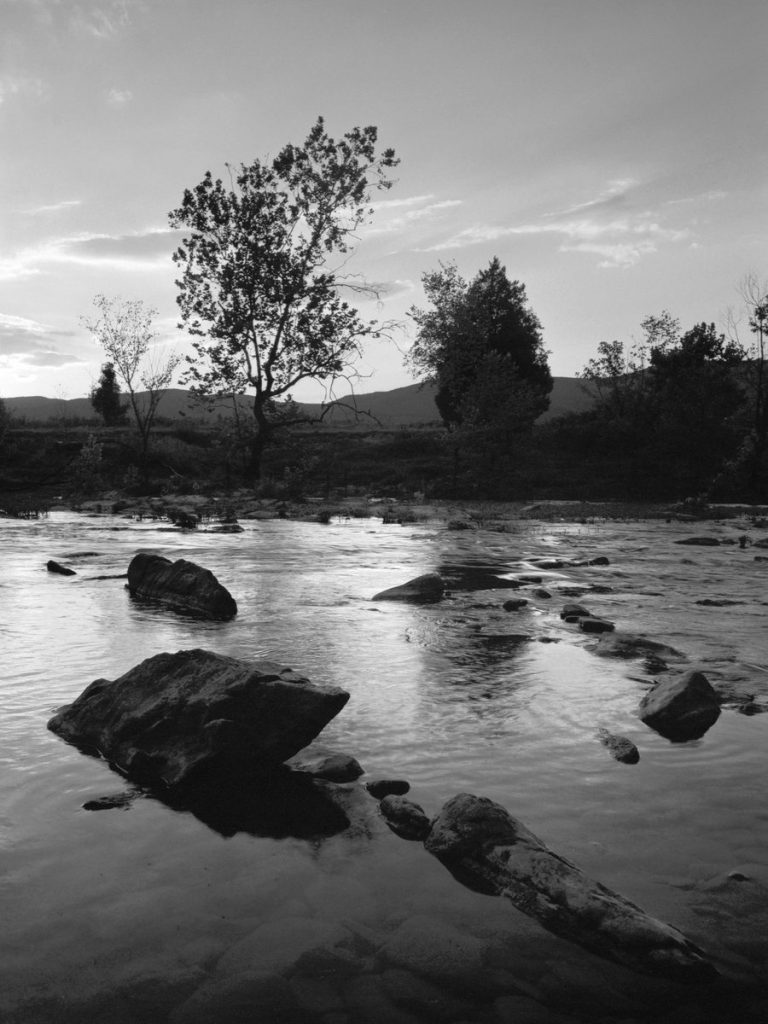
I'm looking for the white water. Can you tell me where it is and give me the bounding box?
[1,511,767,1022]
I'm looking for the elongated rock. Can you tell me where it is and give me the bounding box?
[424,793,716,982]
[48,649,350,788]
[127,552,237,619]
[372,573,445,603]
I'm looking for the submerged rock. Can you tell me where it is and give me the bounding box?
[366,778,410,799]
[285,744,364,782]
[423,793,716,982]
[379,794,431,840]
[127,552,237,619]
[639,670,721,741]
[47,648,350,788]
[560,602,591,620]
[597,728,640,764]
[675,537,721,546]
[579,617,615,634]
[47,559,76,576]
[372,573,445,603]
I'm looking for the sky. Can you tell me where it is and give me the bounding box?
[1,0,766,402]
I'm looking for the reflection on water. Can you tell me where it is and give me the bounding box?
[2,511,768,1022]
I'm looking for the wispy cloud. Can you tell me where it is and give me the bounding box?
[0,226,183,280]
[107,87,133,106]
[71,0,134,40]
[0,313,83,368]
[418,178,691,268]
[0,74,45,105]
[23,199,83,215]
[367,196,463,236]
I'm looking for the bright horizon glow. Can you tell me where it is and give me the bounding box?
[1,0,766,402]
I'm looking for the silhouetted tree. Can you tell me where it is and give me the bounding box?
[89,362,127,426]
[578,314,746,499]
[409,258,551,430]
[83,296,180,478]
[169,116,398,481]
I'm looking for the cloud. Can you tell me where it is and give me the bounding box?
[418,181,691,268]
[71,1,134,40]
[0,74,45,105]
[23,199,83,215]
[107,87,133,106]
[0,313,84,367]
[367,197,463,236]
[0,227,183,279]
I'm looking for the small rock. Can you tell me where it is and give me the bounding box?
[83,791,139,811]
[588,556,610,565]
[285,745,364,783]
[127,552,237,620]
[560,602,591,620]
[533,588,552,599]
[502,598,528,611]
[579,617,615,633]
[47,559,76,576]
[675,537,721,546]
[597,729,640,765]
[366,779,410,799]
[379,795,431,840]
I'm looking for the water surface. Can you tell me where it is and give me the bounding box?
[2,511,767,1022]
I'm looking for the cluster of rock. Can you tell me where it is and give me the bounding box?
[48,639,719,983]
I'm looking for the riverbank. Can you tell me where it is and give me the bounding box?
[13,490,768,529]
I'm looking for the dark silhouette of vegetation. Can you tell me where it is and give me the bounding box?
[408,258,552,493]
[169,116,398,481]
[576,313,749,499]
[90,362,127,426]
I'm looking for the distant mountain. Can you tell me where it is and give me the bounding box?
[4,378,593,427]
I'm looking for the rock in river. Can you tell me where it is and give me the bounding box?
[127,552,237,620]
[47,649,350,788]
[423,793,716,982]
[639,670,721,741]
[372,573,445,603]
[47,559,76,576]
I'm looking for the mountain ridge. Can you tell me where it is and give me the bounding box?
[4,378,593,427]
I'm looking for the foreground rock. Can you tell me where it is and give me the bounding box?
[372,573,445,603]
[424,793,716,982]
[127,552,237,619]
[639,670,721,741]
[47,649,350,788]
[597,728,640,764]
[46,559,76,576]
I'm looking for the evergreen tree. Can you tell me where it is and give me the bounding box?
[409,257,552,430]
[89,362,127,426]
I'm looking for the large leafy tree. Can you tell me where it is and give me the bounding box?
[409,258,552,431]
[169,116,398,479]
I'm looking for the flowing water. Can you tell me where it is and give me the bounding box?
[1,510,767,1023]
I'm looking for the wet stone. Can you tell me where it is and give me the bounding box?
[579,617,615,633]
[366,778,410,799]
[502,598,528,611]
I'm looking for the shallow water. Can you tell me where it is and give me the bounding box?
[1,511,767,1023]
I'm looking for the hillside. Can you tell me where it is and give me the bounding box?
[4,378,593,427]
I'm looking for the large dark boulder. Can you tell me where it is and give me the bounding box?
[127,552,237,619]
[47,649,350,788]
[372,573,445,603]
[639,670,721,741]
[424,793,715,982]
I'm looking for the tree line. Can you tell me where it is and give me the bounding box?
[8,115,765,502]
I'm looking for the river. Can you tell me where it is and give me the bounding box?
[1,509,767,1023]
